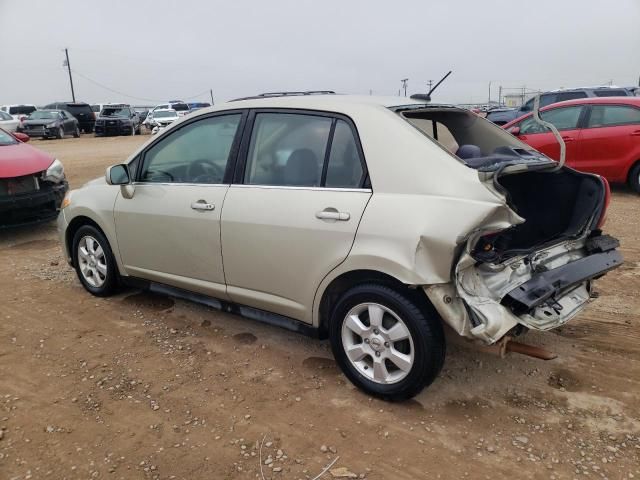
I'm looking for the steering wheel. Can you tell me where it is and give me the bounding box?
[186,159,224,184]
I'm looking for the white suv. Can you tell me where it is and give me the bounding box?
[57,92,621,399]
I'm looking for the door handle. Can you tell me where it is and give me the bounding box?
[316,208,350,221]
[191,200,215,211]
[631,130,640,137]
[561,136,574,142]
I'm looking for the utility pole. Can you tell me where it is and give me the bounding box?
[210,89,214,105]
[400,78,408,97]
[488,81,491,104]
[427,79,434,92]
[64,48,76,102]
[498,85,503,106]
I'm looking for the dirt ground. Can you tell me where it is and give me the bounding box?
[1,134,639,480]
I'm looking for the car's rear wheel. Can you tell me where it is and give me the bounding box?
[72,225,118,297]
[629,162,640,194]
[329,283,445,401]
[57,127,64,139]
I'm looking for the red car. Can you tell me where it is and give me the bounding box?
[503,97,640,192]
[0,128,68,227]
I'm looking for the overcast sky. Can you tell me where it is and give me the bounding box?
[1,0,639,106]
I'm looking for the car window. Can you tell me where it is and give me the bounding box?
[8,105,36,115]
[555,92,588,102]
[587,105,640,128]
[140,114,241,184]
[244,113,332,186]
[518,106,584,134]
[593,89,628,97]
[325,120,365,188]
[521,94,556,112]
[0,111,11,120]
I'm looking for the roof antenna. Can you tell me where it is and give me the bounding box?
[410,70,452,101]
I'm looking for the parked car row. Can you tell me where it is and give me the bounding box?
[1,100,207,139]
[486,85,639,125]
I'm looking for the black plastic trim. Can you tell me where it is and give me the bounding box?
[503,249,623,314]
[119,277,322,338]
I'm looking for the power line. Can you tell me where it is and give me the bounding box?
[71,69,211,103]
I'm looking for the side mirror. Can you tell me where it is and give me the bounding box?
[508,126,521,136]
[13,132,30,143]
[106,164,130,185]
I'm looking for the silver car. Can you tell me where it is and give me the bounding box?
[58,92,621,400]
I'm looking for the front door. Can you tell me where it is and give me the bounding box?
[114,112,245,298]
[221,111,371,322]
[515,104,585,164]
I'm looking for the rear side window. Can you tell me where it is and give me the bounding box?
[519,106,584,134]
[587,105,640,127]
[555,92,588,102]
[593,89,628,97]
[325,120,364,188]
[66,105,92,115]
[244,113,332,186]
[171,103,190,111]
[8,105,36,115]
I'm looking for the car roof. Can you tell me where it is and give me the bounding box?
[195,94,429,116]
[504,96,640,127]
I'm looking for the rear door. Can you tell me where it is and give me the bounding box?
[221,110,371,322]
[515,105,585,164]
[577,103,640,181]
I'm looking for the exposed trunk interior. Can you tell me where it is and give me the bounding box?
[474,169,605,262]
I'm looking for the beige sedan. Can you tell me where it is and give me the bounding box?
[58,93,621,399]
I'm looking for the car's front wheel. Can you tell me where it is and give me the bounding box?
[329,283,445,401]
[57,127,64,139]
[73,125,80,138]
[72,225,119,296]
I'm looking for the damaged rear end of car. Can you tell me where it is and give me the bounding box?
[399,103,623,346]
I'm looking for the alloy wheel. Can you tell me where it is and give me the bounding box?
[341,302,415,384]
[77,235,108,288]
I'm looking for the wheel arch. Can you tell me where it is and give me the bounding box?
[627,159,640,188]
[65,215,113,269]
[315,268,437,340]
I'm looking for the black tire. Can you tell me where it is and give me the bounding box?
[72,225,119,297]
[329,283,445,401]
[73,125,80,138]
[629,162,640,194]
[130,124,136,136]
[57,126,64,139]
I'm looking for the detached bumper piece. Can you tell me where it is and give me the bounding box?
[503,240,622,315]
[0,182,68,228]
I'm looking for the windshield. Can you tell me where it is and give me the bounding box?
[401,107,544,170]
[28,111,59,120]
[101,107,130,117]
[91,105,101,112]
[0,129,18,146]
[154,110,178,118]
[9,105,37,115]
